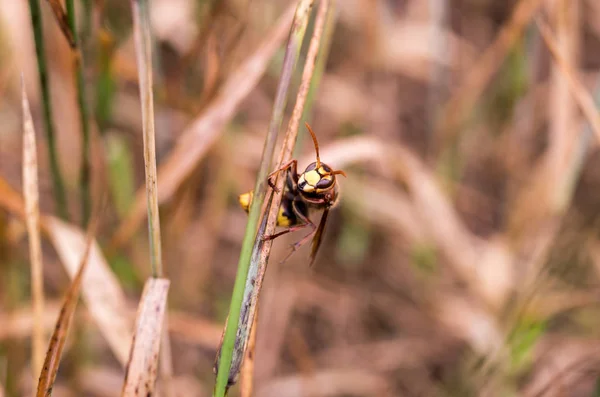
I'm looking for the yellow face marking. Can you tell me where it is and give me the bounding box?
[238,191,253,212]
[302,184,315,193]
[298,174,306,186]
[304,170,321,186]
[317,166,327,175]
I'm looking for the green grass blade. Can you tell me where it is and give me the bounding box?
[213,1,314,395]
[65,0,92,226]
[27,0,69,220]
[231,0,334,386]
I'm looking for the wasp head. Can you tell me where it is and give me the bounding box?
[297,123,346,205]
[297,162,339,194]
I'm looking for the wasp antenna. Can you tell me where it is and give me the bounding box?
[332,170,347,178]
[305,122,321,168]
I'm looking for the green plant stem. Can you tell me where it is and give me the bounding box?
[80,0,92,51]
[233,0,333,382]
[213,1,314,395]
[65,0,92,226]
[240,0,331,369]
[95,30,116,133]
[27,0,69,220]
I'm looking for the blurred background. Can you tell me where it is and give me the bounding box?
[2,0,600,396]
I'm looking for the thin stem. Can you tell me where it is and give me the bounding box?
[240,304,259,397]
[293,2,336,157]
[96,30,116,133]
[435,0,546,153]
[65,0,92,226]
[27,0,69,220]
[131,0,163,277]
[214,0,332,393]
[80,0,93,52]
[299,0,336,127]
[213,1,314,395]
[427,0,448,154]
[21,76,46,382]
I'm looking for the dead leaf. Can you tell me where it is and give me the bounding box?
[121,278,170,397]
[45,216,133,366]
[22,74,45,378]
[36,220,94,397]
[44,0,76,48]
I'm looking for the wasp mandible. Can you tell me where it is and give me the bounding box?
[239,123,346,266]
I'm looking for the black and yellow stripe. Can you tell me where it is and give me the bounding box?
[238,190,307,227]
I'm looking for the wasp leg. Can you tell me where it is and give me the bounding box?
[267,160,298,192]
[265,201,320,264]
[277,228,318,264]
[263,222,312,241]
[262,199,314,241]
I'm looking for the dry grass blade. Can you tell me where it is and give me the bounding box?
[21,75,45,380]
[257,370,391,397]
[296,135,388,169]
[0,177,132,366]
[240,306,259,397]
[535,17,600,142]
[314,336,457,372]
[120,278,170,397]
[270,0,333,189]
[0,176,26,217]
[130,0,162,277]
[0,303,60,341]
[427,0,450,139]
[157,312,175,397]
[214,0,325,391]
[437,0,545,145]
[110,4,297,250]
[130,0,173,392]
[545,0,579,211]
[45,216,132,366]
[271,0,331,292]
[342,177,427,245]
[35,216,97,397]
[297,135,512,308]
[237,0,331,357]
[44,0,76,48]
[522,336,600,397]
[166,311,222,348]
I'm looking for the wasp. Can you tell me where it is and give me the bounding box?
[239,123,346,265]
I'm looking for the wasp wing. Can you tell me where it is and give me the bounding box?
[309,207,330,267]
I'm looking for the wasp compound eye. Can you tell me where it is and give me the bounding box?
[316,176,334,190]
[304,162,318,172]
[318,164,333,174]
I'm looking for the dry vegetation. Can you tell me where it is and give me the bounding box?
[1,0,600,396]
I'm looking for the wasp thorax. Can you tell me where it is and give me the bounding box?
[297,161,336,194]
